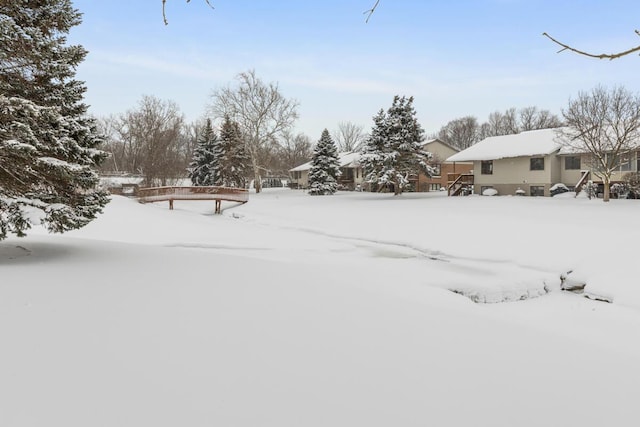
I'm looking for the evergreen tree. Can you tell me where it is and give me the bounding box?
[217,116,249,187]
[361,96,434,195]
[308,129,341,195]
[0,0,109,240]
[188,118,219,186]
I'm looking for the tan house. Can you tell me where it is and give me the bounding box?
[290,140,473,192]
[289,152,364,190]
[446,127,640,196]
[415,139,473,192]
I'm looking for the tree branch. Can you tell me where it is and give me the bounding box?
[363,0,380,23]
[542,30,640,60]
[163,0,214,25]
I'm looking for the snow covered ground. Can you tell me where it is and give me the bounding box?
[2,189,640,426]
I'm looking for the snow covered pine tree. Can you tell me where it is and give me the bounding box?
[217,116,249,188]
[0,1,109,240]
[189,118,219,186]
[308,129,341,195]
[361,96,434,195]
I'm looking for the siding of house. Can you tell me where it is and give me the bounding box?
[290,166,364,190]
[425,140,458,160]
[338,166,364,190]
[290,170,309,189]
[549,154,562,185]
[446,127,640,196]
[416,140,472,192]
[559,152,640,188]
[473,155,556,196]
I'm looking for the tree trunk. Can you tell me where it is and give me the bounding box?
[603,176,610,202]
[253,160,262,193]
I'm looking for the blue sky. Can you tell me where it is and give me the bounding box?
[69,0,640,138]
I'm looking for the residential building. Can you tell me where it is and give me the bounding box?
[446,127,640,196]
[289,140,473,192]
[289,152,363,190]
[415,139,473,192]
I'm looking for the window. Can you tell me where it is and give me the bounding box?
[430,183,441,191]
[619,153,635,171]
[481,160,493,175]
[564,156,581,170]
[431,164,441,177]
[530,186,545,197]
[530,157,544,171]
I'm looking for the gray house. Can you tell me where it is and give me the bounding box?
[446,128,639,196]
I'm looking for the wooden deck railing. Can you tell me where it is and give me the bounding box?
[447,173,474,196]
[574,171,590,195]
[137,186,249,213]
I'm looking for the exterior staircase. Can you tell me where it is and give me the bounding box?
[574,170,590,195]
[447,173,474,196]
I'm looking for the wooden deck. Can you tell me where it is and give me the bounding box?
[447,173,474,196]
[137,186,249,214]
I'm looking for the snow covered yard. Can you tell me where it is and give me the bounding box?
[2,189,640,426]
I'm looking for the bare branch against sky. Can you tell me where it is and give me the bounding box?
[162,0,214,25]
[364,0,381,23]
[542,30,640,60]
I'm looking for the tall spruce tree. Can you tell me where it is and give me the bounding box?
[188,118,219,186]
[308,129,341,195]
[361,96,434,195]
[217,116,249,187]
[0,0,109,240]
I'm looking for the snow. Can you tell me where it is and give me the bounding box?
[550,182,570,191]
[447,127,567,162]
[482,187,498,196]
[2,189,640,426]
[37,156,84,171]
[290,151,360,172]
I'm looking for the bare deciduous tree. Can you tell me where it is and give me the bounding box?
[477,107,562,140]
[501,107,520,135]
[518,106,563,131]
[437,116,479,150]
[478,111,510,139]
[96,115,123,173]
[543,30,640,60]
[560,86,640,202]
[209,70,299,192]
[101,96,188,186]
[332,121,367,152]
[274,131,313,176]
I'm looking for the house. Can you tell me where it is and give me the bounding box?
[415,139,473,192]
[289,141,473,192]
[289,152,364,190]
[445,127,640,196]
[100,173,145,196]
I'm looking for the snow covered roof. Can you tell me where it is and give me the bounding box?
[289,152,361,172]
[446,128,567,162]
[289,161,311,172]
